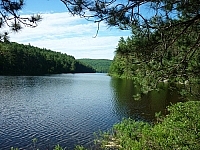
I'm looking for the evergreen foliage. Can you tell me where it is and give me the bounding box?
[0,0,41,42]
[109,24,200,99]
[0,42,95,75]
[78,59,112,73]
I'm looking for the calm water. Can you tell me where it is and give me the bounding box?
[0,73,184,149]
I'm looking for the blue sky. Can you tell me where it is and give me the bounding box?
[8,0,131,59]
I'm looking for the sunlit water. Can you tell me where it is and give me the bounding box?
[0,73,184,149]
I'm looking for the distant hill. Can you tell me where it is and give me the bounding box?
[0,42,95,75]
[78,59,112,73]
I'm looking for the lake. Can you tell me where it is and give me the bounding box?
[0,73,184,149]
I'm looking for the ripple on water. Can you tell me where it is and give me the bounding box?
[1,74,175,149]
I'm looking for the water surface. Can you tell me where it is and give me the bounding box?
[0,73,184,149]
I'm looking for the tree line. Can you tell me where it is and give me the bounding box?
[78,59,112,73]
[0,42,95,75]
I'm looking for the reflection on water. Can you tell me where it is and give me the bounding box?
[110,78,185,122]
[0,74,186,149]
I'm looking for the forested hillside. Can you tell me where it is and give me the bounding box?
[0,42,95,75]
[78,59,112,73]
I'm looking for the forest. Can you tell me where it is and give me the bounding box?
[0,42,95,75]
[78,59,112,73]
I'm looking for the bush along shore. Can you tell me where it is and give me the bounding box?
[96,101,200,150]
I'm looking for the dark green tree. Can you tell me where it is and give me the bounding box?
[0,42,96,75]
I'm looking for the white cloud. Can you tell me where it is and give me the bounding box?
[9,12,129,59]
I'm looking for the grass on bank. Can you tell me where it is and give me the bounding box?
[11,101,200,150]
